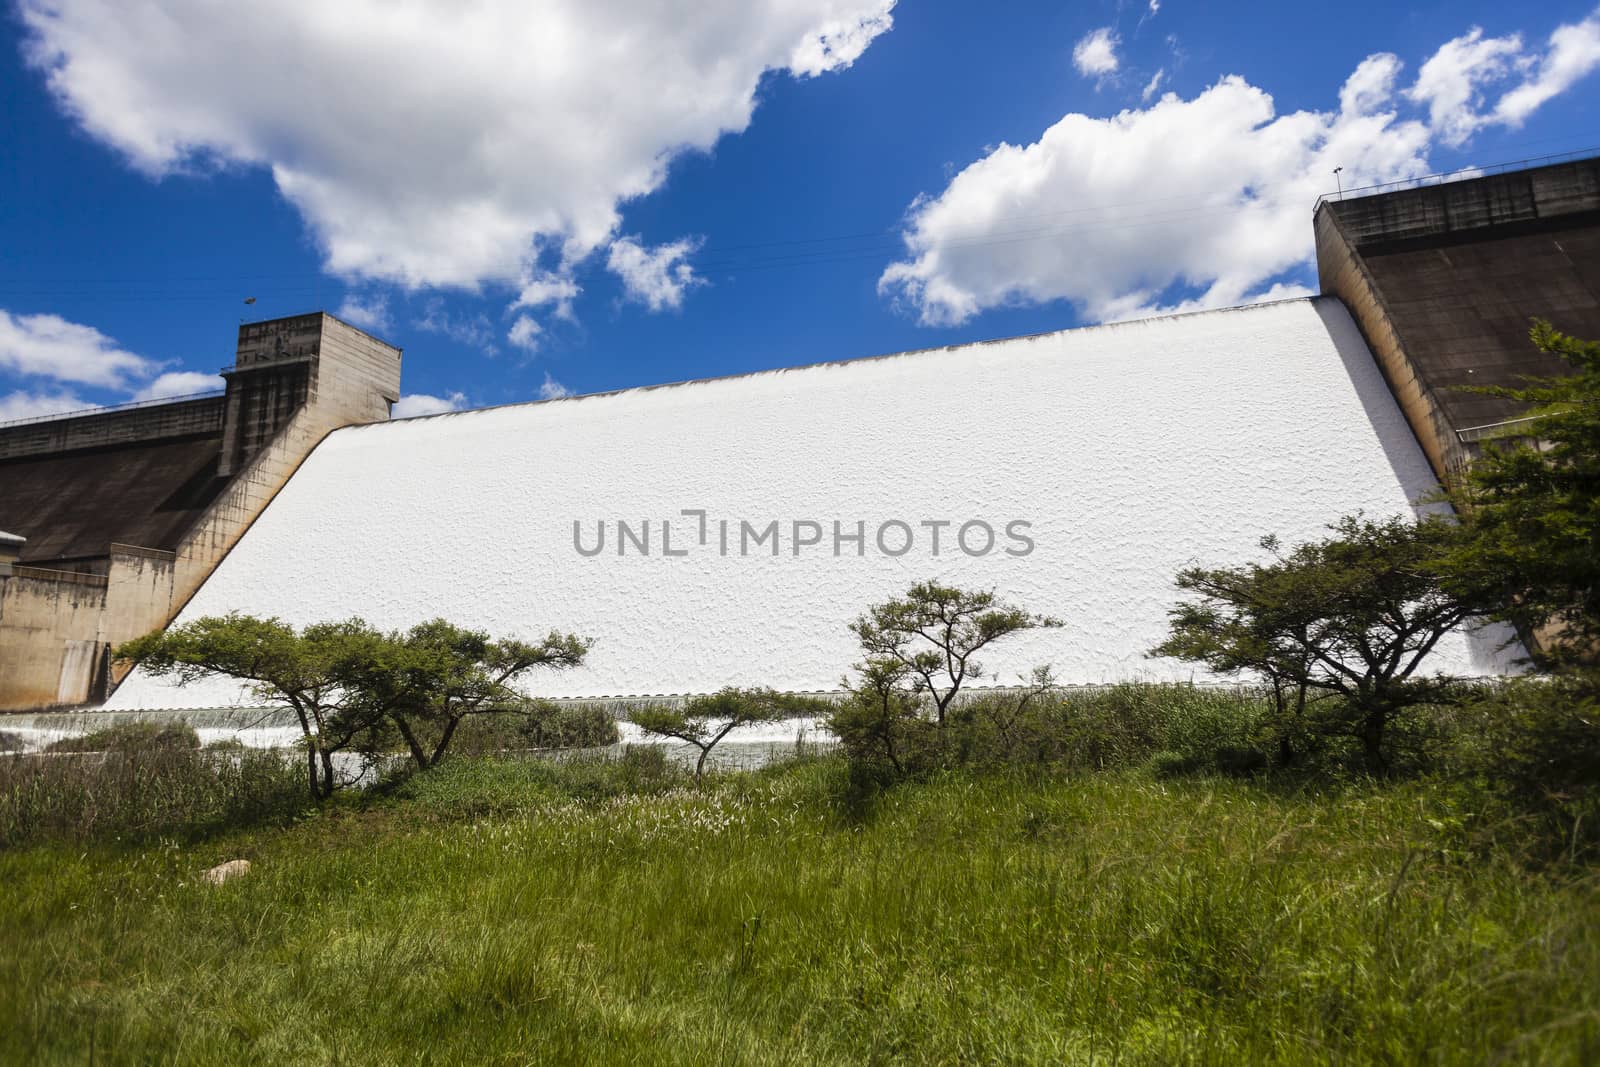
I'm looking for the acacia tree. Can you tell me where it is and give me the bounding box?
[344,619,589,771]
[1152,516,1485,771]
[1150,569,1314,766]
[116,614,385,800]
[849,581,1062,725]
[830,658,922,776]
[1444,319,1600,666]
[631,687,816,780]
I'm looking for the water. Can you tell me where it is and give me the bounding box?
[0,706,304,754]
[616,715,835,771]
[0,707,834,773]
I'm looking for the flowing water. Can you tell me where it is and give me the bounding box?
[0,706,833,774]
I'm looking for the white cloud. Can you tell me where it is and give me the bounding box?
[1495,10,1600,126]
[336,294,391,333]
[20,0,895,291]
[881,68,1429,325]
[0,389,88,422]
[1340,53,1404,115]
[391,391,467,418]
[538,373,571,400]
[1406,28,1525,146]
[0,309,152,388]
[1141,69,1166,102]
[881,10,1600,328]
[507,316,543,352]
[513,269,581,322]
[132,371,224,401]
[1073,27,1121,78]
[606,236,705,312]
[788,5,896,76]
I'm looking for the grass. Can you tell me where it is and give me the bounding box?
[0,732,303,848]
[2,754,1598,1064]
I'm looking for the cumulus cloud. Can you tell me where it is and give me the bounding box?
[507,316,543,352]
[513,269,581,322]
[132,371,225,401]
[1495,10,1600,126]
[1406,28,1526,146]
[881,10,1600,327]
[606,236,705,312]
[19,0,895,291]
[538,373,572,400]
[391,391,467,418]
[1073,28,1120,78]
[881,70,1428,325]
[1340,52,1404,115]
[0,389,87,422]
[0,309,152,388]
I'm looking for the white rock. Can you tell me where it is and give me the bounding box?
[203,859,251,885]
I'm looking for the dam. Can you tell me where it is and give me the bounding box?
[10,156,1600,711]
[104,296,1513,709]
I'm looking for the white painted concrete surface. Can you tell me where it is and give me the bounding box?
[108,297,1516,709]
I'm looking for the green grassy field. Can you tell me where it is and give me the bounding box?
[2,755,1597,1065]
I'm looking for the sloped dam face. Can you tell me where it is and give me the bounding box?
[107,298,1517,710]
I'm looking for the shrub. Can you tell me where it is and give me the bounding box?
[443,700,619,757]
[831,680,1275,781]
[1467,673,1600,858]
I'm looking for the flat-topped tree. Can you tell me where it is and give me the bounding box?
[116,614,386,800]
[343,619,590,771]
[632,688,820,780]
[1152,516,1487,772]
[850,581,1062,725]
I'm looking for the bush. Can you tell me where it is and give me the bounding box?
[830,681,1275,782]
[378,746,687,818]
[1466,673,1600,858]
[442,700,619,757]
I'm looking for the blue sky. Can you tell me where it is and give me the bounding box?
[2,0,1599,420]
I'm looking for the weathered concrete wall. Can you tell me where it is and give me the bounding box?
[103,545,177,684]
[0,547,180,708]
[1316,157,1600,480]
[110,297,1518,710]
[0,568,109,708]
[315,315,403,425]
[0,436,227,565]
[1315,207,1462,479]
[0,395,224,462]
[1326,159,1600,246]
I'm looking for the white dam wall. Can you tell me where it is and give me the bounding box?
[107,297,1515,709]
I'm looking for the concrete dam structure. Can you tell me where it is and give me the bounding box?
[9,156,1600,711]
[107,297,1514,709]
[0,314,400,708]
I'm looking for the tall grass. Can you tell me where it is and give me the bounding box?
[2,756,1597,1063]
[0,734,304,847]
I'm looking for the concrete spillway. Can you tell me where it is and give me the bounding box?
[107,297,1515,709]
